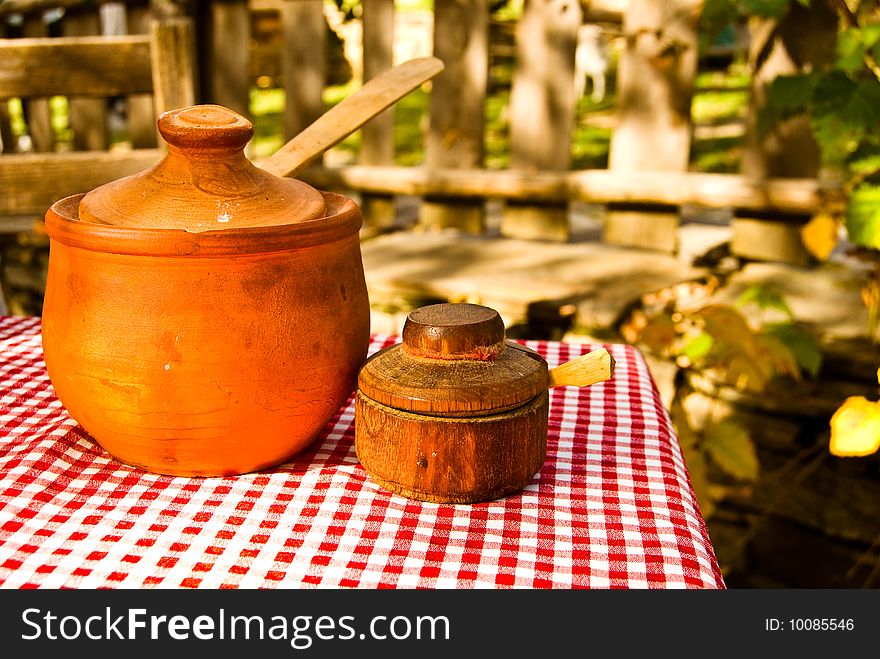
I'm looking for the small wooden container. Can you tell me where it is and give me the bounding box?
[355,303,613,504]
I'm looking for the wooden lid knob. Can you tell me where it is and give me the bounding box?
[158,105,254,152]
[358,303,548,415]
[402,303,505,360]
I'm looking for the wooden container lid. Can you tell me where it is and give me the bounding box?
[358,303,548,417]
[77,105,327,232]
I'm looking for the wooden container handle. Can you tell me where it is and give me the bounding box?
[547,348,615,389]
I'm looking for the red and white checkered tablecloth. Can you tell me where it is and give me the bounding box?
[0,315,724,589]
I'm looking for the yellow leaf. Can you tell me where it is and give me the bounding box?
[829,396,880,457]
[801,213,840,261]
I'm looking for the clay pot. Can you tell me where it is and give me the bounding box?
[354,303,614,503]
[41,105,370,476]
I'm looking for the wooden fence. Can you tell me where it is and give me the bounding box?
[1,0,843,265]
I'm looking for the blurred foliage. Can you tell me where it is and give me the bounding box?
[703,0,880,458]
[621,281,824,518]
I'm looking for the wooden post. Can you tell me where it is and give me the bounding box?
[360,0,397,229]
[604,0,700,253]
[420,0,489,235]
[125,3,159,148]
[503,0,581,242]
[281,0,326,146]
[732,0,838,266]
[64,9,110,151]
[22,14,53,153]
[0,17,15,153]
[150,17,197,116]
[208,0,251,118]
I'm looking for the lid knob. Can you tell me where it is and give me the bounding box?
[401,303,506,361]
[158,105,254,152]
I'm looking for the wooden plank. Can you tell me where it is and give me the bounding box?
[359,0,396,229]
[0,149,163,215]
[0,34,153,98]
[281,0,326,142]
[299,165,838,215]
[64,10,110,151]
[731,215,811,267]
[0,0,143,16]
[605,0,700,252]
[208,0,250,118]
[421,0,488,234]
[149,17,196,115]
[601,205,679,253]
[503,0,581,241]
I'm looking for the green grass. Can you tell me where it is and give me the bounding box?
[692,69,750,125]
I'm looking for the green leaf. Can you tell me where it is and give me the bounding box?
[703,421,760,481]
[681,332,714,362]
[837,25,880,74]
[767,73,820,115]
[761,322,823,377]
[759,73,819,136]
[848,150,880,176]
[741,0,791,18]
[735,284,794,317]
[846,184,880,249]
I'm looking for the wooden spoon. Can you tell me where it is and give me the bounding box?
[506,340,614,390]
[547,347,615,389]
[259,56,445,179]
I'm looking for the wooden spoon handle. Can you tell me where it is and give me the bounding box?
[260,57,445,179]
[547,348,615,389]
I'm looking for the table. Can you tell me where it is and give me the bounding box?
[0,315,724,589]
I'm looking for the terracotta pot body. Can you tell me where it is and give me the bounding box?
[41,106,370,476]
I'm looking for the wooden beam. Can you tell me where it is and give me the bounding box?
[0,0,143,17]
[0,34,153,98]
[297,165,839,215]
[0,149,163,215]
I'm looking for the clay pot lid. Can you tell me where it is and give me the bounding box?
[358,303,548,416]
[77,105,326,232]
